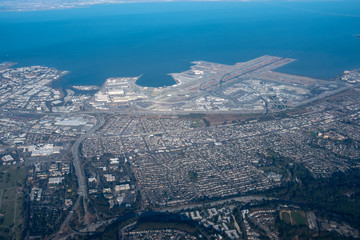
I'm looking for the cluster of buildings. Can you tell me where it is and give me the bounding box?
[81,88,360,209]
[1,154,16,166]
[243,208,279,240]
[0,66,64,112]
[26,160,76,236]
[91,77,147,110]
[0,64,93,114]
[85,155,137,210]
[171,201,359,240]
[315,216,359,238]
[0,99,94,236]
[88,55,346,114]
[121,229,197,240]
[131,143,276,207]
[184,207,241,239]
[0,60,359,238]
[81,116,193,157]
[55,88,92,113]
[0,114,94,148]
[341,69,360,84]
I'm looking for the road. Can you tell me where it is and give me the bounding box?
[72,113,105,199]
[53,113,106,240]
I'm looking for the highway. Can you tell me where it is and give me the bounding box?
[72,113,105,199]
[53,113,106,240]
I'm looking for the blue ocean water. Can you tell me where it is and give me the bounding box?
[0,1,359,88]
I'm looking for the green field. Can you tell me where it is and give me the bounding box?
[280,210,307,226]
[280,211,291,224]
[0,166,25,240]
[291,211,307,225]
